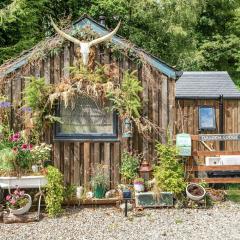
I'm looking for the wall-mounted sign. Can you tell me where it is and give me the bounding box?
[199,134,240,142]
[176,133,192,156]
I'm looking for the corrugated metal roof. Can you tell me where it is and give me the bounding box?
[0,15,182,79]
[176,71,240,99]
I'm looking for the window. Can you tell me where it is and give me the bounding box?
[199,106,216,131]
[54,95,118,140]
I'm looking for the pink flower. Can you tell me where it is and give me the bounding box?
[21,143,28,150]
[9,199,16,205]
[6,195,11,201]
[19,191,25,196]
[21,144,32,151]
[10,132,21,142]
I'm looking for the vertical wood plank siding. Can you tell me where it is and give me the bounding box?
[4,44,175,187]
[175,99,240,152]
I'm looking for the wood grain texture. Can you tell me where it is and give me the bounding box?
[2,42,175,187]
[191,178,240,183]
[176,99,240,152]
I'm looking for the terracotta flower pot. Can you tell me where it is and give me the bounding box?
[9,194,32,215]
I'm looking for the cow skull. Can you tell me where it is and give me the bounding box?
[50,18,121,65]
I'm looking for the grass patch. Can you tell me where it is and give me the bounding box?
[226,190,240,203]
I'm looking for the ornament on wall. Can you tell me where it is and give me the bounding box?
[50,17,121,66]
[122,117,133,138]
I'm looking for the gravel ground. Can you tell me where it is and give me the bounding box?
[0,202,240,240]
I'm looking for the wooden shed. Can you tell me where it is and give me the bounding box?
[175,71,240,152]
[0,15,181,187]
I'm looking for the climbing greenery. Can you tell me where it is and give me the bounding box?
[23,76,51,112]
[45,166,64,217]
[153,141,186,196]
[23,76,53,143]
[107,71,143,118]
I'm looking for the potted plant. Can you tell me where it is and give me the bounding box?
[186,183,206,201]
[6,188,32,215]
[133,178,145,192]
[91,164,108,199]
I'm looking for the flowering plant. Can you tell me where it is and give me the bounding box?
[6,188,29,209]
[0,131,33,173]
[9,132,33,171]
[30,143,52,166]
[133,178,144,185]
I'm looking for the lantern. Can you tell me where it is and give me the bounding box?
[139,161,152,181]
[122,117,133,138]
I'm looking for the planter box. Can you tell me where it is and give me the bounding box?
[0,175,47,189]
[135,192,173,208]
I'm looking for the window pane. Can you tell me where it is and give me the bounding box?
[199,107,216,130]
[59,95,114,135]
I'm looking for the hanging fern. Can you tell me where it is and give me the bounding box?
[23,76,51,111]
[107,70,143,118]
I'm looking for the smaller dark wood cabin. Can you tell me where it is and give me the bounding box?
[175,71,240,152]
[0,15,181,187]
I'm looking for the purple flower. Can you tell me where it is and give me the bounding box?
[0,101,11,108]
[21,106,32,113]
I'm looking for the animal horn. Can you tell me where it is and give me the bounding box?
[89,21,121,47]
[50,17,81,45]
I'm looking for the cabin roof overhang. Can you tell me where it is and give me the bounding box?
[176,71,240,100]
[0,14,182,80]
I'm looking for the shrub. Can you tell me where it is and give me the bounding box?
[153,141,186,196]
[120,151,140,183]
[45,166,64,217]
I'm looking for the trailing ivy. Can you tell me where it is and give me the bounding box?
[45,166,64,217]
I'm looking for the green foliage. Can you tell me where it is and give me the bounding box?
[45,166,64,217]
[120,151,140,183]
[225,184,240,203]
[107,71,143,118]
[133,177,144,184]
[0,148,15,171]
[63,184,76,201]
[30,143,52,165]
[91,164,109,190]
[226,190,240,203]
[23,76,51,111]
[23,76,53,143]
[153,141,186,196]
[1,0,240,83]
